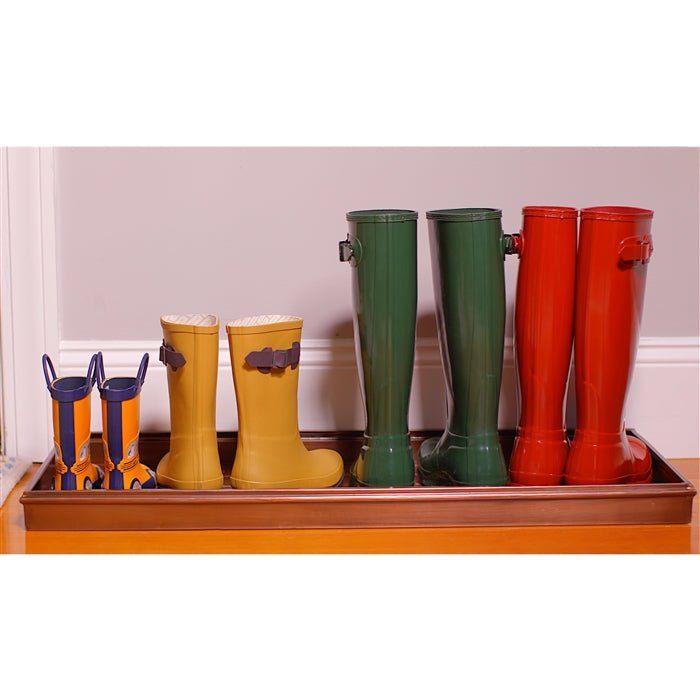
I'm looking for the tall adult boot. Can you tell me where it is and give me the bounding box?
[419,208,518,486]
[564,207,654,485]
[96,352,156,489]
[156,314,224,489]
[510,206,578,485]
[42,353,103,491]
[339,209,418,487]
[227,315,344,489]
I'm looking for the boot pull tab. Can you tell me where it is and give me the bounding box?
[246,342,301,374]
[502,232,522,259]
[159,341,186,371]
[619,237,653,266]
[339,234,362,266]
[94,352,105,390]
[42,353,57,388]
[136,353,149,387]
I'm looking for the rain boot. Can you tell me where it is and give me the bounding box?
[227,315,344,489]
[156,314,224,489]
[96,352,156,489]
[339,209,418,487]
[419,208,518,487]
[565,207,654,485]
[42,353,103,491]
[510,206,578,485]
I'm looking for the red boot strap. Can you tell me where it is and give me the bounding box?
[619,238,653,265]
[246,342,300,373]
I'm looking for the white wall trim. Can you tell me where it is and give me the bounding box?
[59,336,700,459]
[0,147,59,461]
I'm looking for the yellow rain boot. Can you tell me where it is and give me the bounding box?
[227,315,344,489]
[156,314,224,489]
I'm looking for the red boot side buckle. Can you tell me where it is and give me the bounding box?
[619,238,653,266]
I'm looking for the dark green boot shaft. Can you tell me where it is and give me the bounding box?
[340,210,418,487]
[419,208,516,486]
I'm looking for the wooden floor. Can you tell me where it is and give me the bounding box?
[1,459,698,554]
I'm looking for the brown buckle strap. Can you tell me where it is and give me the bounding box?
[245,342,300,373]
[159,341,186,371]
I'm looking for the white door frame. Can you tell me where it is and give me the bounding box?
[0,147,59,461]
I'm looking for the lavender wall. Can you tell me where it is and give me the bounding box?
[55,147,699,340]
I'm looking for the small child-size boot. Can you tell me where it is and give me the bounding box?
[96,352,156,489]
[42,353,103,490]
[227,315,344,489]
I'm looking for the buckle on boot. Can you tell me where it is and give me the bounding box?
[159,341,186,371]
[246,342,300,373]
[619,237,653,266]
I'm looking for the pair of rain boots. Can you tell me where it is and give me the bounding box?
[42,352,155,490]
[510,206,654,486]
[338,208,519,488]
[156,314,343,490]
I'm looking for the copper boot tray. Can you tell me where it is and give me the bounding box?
[21,430,696,531]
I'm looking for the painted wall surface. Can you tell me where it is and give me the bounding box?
[55,147,699,341]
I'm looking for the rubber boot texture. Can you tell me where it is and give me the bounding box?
[156,314,224,490]
[564,207,654,485]
[227,315,344,489]
[419,209,509,487]
[509,207,577,486]
[98,353,156,489]
[43,353,103,491]
[342,210,418,488]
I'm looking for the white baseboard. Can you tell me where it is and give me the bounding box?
[59,336,700,459]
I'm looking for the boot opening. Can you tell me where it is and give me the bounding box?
[161,314,218,327]
[228,315,301,328]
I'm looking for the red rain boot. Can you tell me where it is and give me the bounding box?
[510,206,578,485]
[565,206,654,485]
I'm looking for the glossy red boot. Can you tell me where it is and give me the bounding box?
[565,206,654,485]
[510,206,577,485]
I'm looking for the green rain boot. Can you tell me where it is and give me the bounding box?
[339,209,418,487]
[419,208,518,486]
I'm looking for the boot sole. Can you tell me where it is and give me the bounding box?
[156,473,224,490]
[230,468,345,490]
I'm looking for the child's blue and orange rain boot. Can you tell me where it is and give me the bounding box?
[42,353,103,490]
[96,352,156,489]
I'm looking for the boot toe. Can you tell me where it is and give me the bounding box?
[309,449,345,487]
